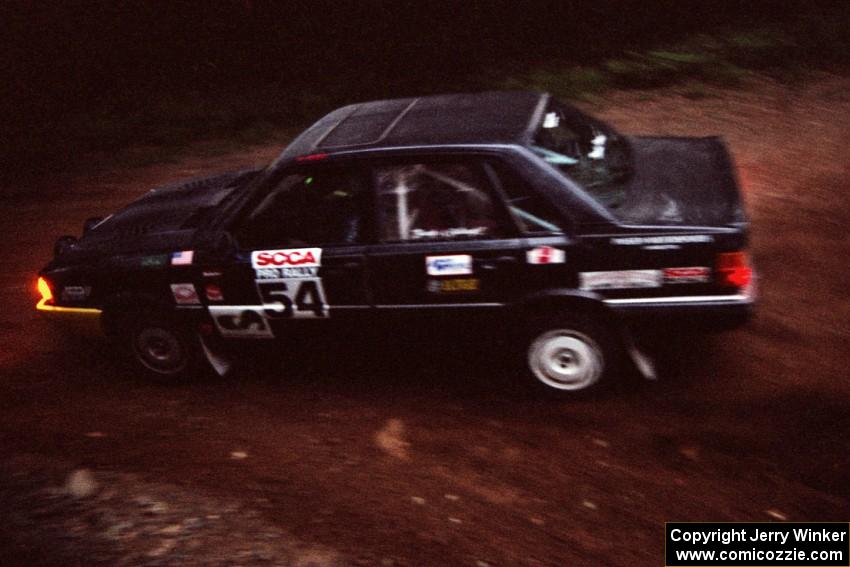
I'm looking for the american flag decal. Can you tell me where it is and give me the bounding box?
[171,250,194,266]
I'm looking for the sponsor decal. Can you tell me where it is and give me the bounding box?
[426,278,480,293]
[204,283,224,302]
[526,246,565,265]
[663,266,711,284]
[579,270,662,291]
[171,250,194,266]
[202,270,223,278]
[610,235,713,246]
[255,266,319,280]
[60,285,91,302]
[139,254,169,268]
[425,254,473,276]
[252,248,322,269]
[642,245,680,251]
[209,307,274,338]
[170,283,200,305]
[256,278,328,319]
[410,227,487,240]
[252,249,327,319]
[111,254,166,270]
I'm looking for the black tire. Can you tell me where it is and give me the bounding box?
[520,313,620,397]
[125,312,206,383]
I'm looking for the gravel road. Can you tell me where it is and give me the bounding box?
[1,74,849,566]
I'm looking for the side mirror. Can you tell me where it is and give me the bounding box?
[54,235,78,258]
[83,217,104,235]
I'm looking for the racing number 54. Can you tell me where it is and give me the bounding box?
[257,278,327,319]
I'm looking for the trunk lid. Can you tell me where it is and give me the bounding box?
[612,136,746,227]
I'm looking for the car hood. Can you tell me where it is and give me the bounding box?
[612,136,746,227]
[58,167,262,261]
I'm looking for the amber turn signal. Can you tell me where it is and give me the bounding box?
[36,277,54,309]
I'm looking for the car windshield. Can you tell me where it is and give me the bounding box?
[531,100,631,209]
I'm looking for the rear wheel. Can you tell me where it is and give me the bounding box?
[522,315,619,396]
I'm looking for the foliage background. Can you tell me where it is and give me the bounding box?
[2,1,848,179]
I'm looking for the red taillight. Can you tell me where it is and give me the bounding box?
[716,252,753,288]
[36,277,54,309]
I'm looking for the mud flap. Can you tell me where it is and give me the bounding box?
[619,326,657,381]
[200,335,232,377]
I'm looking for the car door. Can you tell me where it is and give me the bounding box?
[486,158,577,297]
[208,164,372,340]
[366,157,526,314]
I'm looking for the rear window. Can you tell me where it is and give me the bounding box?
[488,161,564,234]
[531,100,631,209]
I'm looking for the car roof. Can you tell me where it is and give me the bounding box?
[278,91,548,161]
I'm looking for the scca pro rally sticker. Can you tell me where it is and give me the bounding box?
[425,254,473,276]
[579,270,662,290]
[252,248,328,319]
[526,246,565,265]
[252,248,321,269]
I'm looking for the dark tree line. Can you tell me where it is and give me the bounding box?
[4,2,831,111]
[1,1,846,177]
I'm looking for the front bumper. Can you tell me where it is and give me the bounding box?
[36,300,103,337]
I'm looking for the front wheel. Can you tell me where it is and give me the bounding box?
[125,313,234,383]
[522,316,619,396]
[129,316,197,382]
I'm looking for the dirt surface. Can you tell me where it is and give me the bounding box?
[1,74,849,566]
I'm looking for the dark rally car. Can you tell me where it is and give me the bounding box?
[37,91,755,395]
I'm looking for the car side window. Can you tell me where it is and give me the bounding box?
[375,161,508,242]
[234,168,367,249]
[488,161,565,234]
